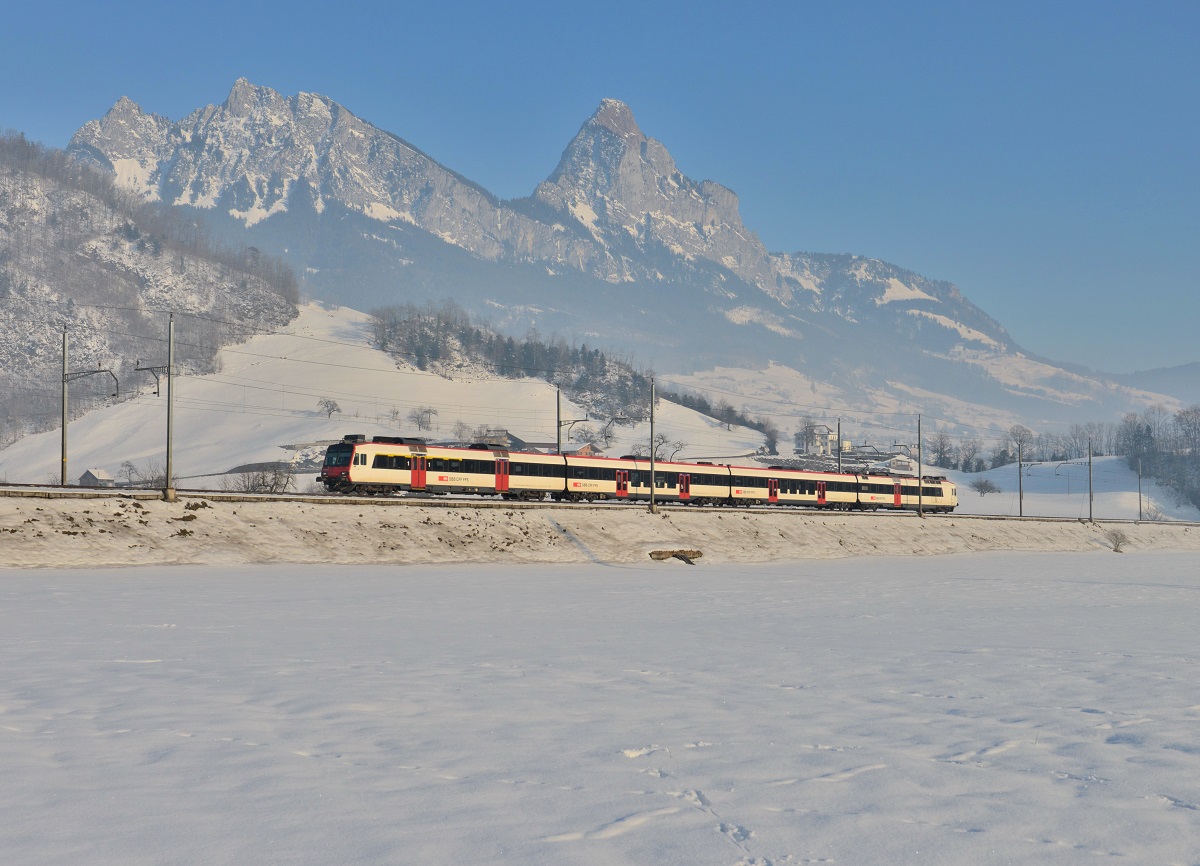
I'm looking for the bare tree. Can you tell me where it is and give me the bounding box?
[1008,424,1035,457]
[406,405,438,431]
[571,423,598,444]
[1104,528,1129,553]
[1065,424,1091,460]
[317,397,340,418]
[969,478,1000,496]
[714,399,737,431]
[1143,404,1172,451]
[651,432,670,460]
[120,460,142,485]
[927,431,956,468]
[794,415,818,454]
[958,437,981,472]
[1175,405,1200,457]
[220,465,295,494]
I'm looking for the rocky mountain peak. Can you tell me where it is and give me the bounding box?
[533,98,774,290]
[107,95,145,119]
[588,98,642,141]
[222,77,283,117]
[70,96,171,183]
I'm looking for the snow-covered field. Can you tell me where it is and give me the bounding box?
[3,553,1200,865]
[4,301,1200,863]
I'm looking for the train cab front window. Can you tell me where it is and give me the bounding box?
[324,444,353,467]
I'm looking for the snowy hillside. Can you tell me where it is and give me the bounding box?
[0,302,766,486]
[1,299,1195,526]
[943,458,1200,522]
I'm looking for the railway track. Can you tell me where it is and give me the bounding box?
[1,482,1194,527]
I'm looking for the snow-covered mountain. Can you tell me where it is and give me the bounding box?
[0,134,298,446]
[66,81,1182,432]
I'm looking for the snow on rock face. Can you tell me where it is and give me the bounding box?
[906,309,1002,347]
[69,79,599,264]
[70,84,1012,343]
[534,99,777,291]
[878,276,937,304]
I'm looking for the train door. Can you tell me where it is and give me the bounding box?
[495,459,510,493]
[817,480,827,506]
[615,469,629,499]
[894,481,902,507]
[411,455,427,491]
[768,478,779,504]
[679,473,691,501]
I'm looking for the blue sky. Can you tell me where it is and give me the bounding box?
[3,0,1197,374]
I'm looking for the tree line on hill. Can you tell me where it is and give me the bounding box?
[1113,405,1200,511]
[367,301,780,451]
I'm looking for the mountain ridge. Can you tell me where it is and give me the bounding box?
[63,80,1185,429]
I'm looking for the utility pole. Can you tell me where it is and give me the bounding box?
[165,313,175,501]
[836,418,842,472]
[1138,458,1143,521]
[134,313,176,497]
[649,377,657,514]
[60,329,120,487]
[1088,439,1094,523]
[554,387,587,454]
[917,413,923,517]
[61,331,67,486]
[1018,439,1023,517]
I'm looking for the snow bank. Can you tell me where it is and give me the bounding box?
[2,492,1199,570]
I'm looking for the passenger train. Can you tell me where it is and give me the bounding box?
[319,435,958,512]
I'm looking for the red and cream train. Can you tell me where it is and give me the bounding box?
[319,435,958,512]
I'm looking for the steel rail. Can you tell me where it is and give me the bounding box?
[2,482,1198,528]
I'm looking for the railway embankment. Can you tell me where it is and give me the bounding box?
[2,492,1200,569]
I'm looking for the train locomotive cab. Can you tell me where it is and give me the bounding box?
[319,435,361,492]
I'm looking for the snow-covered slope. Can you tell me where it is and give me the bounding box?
[0,302,765,486]
[1,301,1194,524]
[943,457,1199,522]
